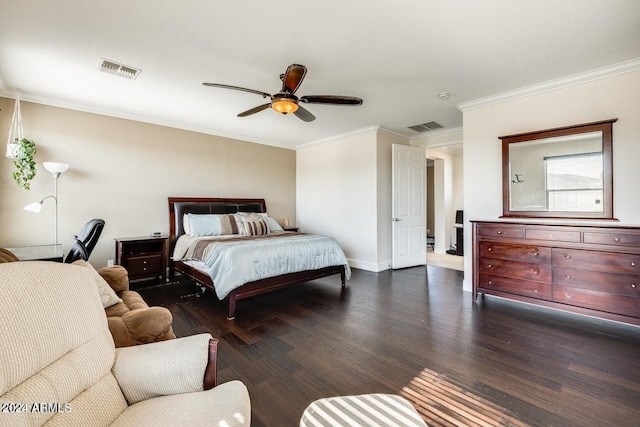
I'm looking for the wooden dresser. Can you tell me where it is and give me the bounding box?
[472,221,640,326]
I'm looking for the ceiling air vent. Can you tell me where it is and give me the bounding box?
[98,58,141,80]
[408,121,443,133]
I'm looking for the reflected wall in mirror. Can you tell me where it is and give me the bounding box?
[500,119,617,219]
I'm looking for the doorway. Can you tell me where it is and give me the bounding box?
[425,145,463,271]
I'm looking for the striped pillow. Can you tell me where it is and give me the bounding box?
[241,219,269,236]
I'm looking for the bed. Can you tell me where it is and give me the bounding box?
[168,197,350,319]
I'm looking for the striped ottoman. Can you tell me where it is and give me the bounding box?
[300,393,428,427]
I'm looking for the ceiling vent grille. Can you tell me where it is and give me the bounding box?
[408,121,443,132]
[98,58,141,80]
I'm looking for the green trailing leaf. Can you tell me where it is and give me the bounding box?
[12,138,37,190]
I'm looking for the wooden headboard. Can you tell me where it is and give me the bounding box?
[168,197,267,252]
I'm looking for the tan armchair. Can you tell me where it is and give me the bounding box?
[0,261,251,426]
[73,260,176,347]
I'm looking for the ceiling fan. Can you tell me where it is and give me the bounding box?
[202,64,363,122]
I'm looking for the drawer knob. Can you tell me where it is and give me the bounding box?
[566,275,571,279]
[632,262,637,267]
[488,280,493,285]
[534,252,539,256]
[496,230,502,235]
[487,264,492,268]
[614,238,620,242]
[565,255,571,260]
[487,247,492,251]
[533,270,538,274]
[534,289,538,293]
[632,284,637,288]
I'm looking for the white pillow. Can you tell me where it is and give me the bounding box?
[188,214,223,236]
[264,216,284,232]
[182,213,191,234]
[73,260,122,308]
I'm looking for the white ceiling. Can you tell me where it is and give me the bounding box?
[1,1,639,149]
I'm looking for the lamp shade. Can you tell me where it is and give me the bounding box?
[24,201,43,213]
[43,162,69,175]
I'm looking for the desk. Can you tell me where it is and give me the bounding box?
[6,244,64,262]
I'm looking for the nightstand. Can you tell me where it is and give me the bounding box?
[115,236,168,284]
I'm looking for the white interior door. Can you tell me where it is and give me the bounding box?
[392,144,426,269]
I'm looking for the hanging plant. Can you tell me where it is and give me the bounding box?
[12,138,37,190]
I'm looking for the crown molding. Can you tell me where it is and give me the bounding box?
[410,126,463,144]
[297,125,381,150]
[0,91,296,150]
[456,57,640,112]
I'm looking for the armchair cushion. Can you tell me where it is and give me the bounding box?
[113,333,212,404]
[111,381,250,427]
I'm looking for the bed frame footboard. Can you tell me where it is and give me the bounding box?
[171,261,346,320]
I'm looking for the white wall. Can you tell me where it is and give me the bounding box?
[0,98,297,268]
[297,127,407,272]
[461,69,640,292]
[296,128,378,270]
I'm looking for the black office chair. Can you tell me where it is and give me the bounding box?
[64,219,105,263]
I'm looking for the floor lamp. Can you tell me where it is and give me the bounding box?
[24,162,69,245]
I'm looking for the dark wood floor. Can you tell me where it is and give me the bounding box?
[138,266,640,427]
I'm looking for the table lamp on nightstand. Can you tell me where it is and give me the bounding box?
[24,162,69,245]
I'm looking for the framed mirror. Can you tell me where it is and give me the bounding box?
[500,119,617,219]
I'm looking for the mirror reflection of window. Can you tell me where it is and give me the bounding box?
[544,152,603,212]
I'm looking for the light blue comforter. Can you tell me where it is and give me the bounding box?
[174,233,351,299]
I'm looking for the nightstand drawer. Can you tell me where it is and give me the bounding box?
[126,254,163,277]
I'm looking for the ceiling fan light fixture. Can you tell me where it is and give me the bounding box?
[272,98,298,114]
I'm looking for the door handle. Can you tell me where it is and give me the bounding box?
[392,218,402,222]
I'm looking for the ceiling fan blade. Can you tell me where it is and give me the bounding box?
[238,103,271,117]
[203,83,271,99]
[281,64,307,94]
[294,105,315,122]
[300,95,363,105]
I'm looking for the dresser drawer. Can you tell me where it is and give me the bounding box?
[525,228,581,243]
[478,241,551,263]
[552,248,640,275]
[125,254,163,277]
[553,286,640,318]
[554,267,640,296]
[479,274,552,299]
[476,223,524,239]
[583,231,640,247]
[478,257,551,282]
